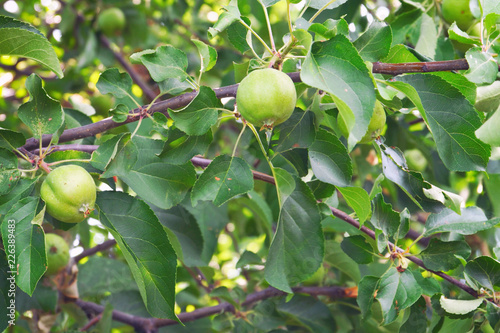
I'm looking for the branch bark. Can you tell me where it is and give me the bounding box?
[20,58,478,151]
[75,286,349,329]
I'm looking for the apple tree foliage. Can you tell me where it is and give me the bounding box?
[2,0,500,331]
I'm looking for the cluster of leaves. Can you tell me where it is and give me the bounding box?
[3,0,500,332]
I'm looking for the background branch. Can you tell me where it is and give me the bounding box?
[99,35,157,102]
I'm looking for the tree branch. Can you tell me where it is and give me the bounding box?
[73,239,117,263]
[20,58,479,151]
[75,286,349,329]
[99,35,157,102]
[329,206,478,297]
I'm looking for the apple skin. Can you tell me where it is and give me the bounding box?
[338,100,386,144]
[40,165,96,223]
[45,233,70,275]
[442,0,475,31]
[97,8,126,37]
[236,68,297,128]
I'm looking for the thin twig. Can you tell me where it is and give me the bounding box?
[73,239,117,263]
[74,286,349,329]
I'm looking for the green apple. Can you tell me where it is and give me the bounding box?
[442,0,475,31]
[45,233,70,275]
[236,68,297,128]
[338,100,386,144]
[97,8,126,37]
[41,165,96,223]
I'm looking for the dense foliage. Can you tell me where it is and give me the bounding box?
[2,0,500,332]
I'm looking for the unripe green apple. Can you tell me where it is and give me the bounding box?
[236,68,297,128]
[40,165,96,223]
[338,100,386,144]
[404,149,428,172]
[45,233,70,275]
[97,8,126,37]
[442,0,475,31]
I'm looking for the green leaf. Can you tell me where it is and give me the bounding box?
[301,35,376,149]
[96,191,178,321]
[378,142,444,213]
[1,197,45,296]
[423,207,500,237]
[110,104,130,123]
[336,186,371,224]
[265,173,323,292]
[153,205,205,267]
[18,74,64,140]
[168,86,222,136]
[208,0,241,39]
[465,48,498,85]
[340,235,374,264]
[90,133,138,177]
[465,256,500,291]
[481,1,500,16]
[277,295,336,331]
[395,74,491,172]
[371,193,400,238]
[420,239,471,271]
[308,18,349,39]
[439,295,483,315]
[399,297,427,333]
[227,21,250,53]
[324,240,361,283]
[0,177,39,215]
[0,129,25,150]
[382,44,420,63]
[376,267,422,323]
[160,127,213,165]
[121,161,196,210]
[358,275,380,318]
[431,71,477,106]
[475,81,500,113]
[476,105,500,146]
[308,0,348,10]
[308,129,352,187]
[271,110,315,153]
[0,16,62,77]
[136,45,189,82]
[0,148,21,195]
[353,21,392,62]
[182,200,229,264]
[236,250,263,268]
[191,155,254,206]
[192,39,217,73]
[78,257,137,298]
[96,68,137,106]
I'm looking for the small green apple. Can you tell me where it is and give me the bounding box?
[236,68,297,128]
[338,100,386,144]
[41,165,96,223]
[97,8,126,36]
[45,233,70,275]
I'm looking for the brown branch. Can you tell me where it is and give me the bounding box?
[75,299,157,333]
[75,286,349,329]
[80,313,102,332]
[99,35,157,102]
[329,206,478,297]
[372,59,471,75]
[19,58,478,152]
[73,239,117,263]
